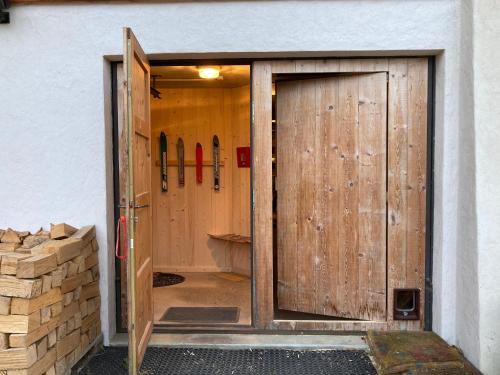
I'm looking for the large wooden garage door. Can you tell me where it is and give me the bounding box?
[276,73,388,321]
[253,58,428,330]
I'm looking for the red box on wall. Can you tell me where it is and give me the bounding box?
[236,147,251,168]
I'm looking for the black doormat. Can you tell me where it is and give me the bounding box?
[160,307,240,323]
[153,272,185,288]
[77,347,376,375]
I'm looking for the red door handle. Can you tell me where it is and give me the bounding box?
[115,215,128,260]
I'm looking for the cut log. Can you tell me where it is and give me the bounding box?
[60,274,85,294]
[84,253,98,270]
[11,288,61,315]
[0,344,37,370]
[59,301,79,325]
[21,236,49,250]
[1,254,32,276]
[6,348,56,375]
[49,302,62,318]
[71,226,95,247]
[0,312,40,333]
[9,315,59,348]
[81,311,98,333]
[47,330,56,348]
[1,229,22,244]
[31,239,82,265]
[36,336,47,359]
[56,329,80,360]
[49,224,77,240]
[0,243,21,252]
[0,332,8,350]
[41,275,52,294]
[16,254,57,278]
[0,295,10,315]
[0,276,42,298]
[40,306,51,324]
[50,269,62,288]
[79,282,99,302]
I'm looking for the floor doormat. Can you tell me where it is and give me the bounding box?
[160,307,240,323]
[153,272,185,288]
[367,330,481,374]
[77,347,377,375]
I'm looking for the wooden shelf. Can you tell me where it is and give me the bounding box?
[207,233,251,244]
[155,160,225,167]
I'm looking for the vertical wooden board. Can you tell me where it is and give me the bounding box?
[316,77,340,316]
[252,62,274,327]
[406,58,427,326]
[387,59,409,322]
[357,72,388,321]
[336,75,360,318]
[276,81,299,311]
[295,79,319,313]
[124,27,153,371]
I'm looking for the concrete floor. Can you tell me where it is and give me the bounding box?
[153,272,251,325]
[110,333,368,350]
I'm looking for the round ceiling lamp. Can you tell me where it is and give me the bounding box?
[198,66,220,79]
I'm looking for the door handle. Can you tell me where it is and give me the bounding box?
[117,204,149,209]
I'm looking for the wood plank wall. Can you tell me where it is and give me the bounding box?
[252,58,428,331]
[229,86,252,277]
[150,86,251,274]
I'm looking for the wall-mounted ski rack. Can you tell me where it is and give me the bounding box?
[155,160,224,167]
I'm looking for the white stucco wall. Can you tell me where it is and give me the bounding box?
[1,0,497,373]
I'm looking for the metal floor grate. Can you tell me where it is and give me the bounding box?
[77,347,376,375]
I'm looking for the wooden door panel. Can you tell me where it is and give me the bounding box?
[276,73,387,321]
[123,27,153,374]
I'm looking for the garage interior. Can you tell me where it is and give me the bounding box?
[148,65,252,326]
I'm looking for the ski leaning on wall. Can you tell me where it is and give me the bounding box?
[212,135,220,191]
[160,132,168,192]
[176,137,185,187]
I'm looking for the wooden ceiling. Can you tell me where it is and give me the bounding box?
[151,65,250,89]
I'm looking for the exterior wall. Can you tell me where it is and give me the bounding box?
[473,1,500,373]
[0,0,496,373]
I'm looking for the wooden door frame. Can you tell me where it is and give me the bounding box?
[112,56,434,334]
[252,58,432,332]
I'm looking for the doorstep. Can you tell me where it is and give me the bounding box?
[110,333,368,350]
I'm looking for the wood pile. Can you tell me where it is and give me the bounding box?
[0,224,101,375]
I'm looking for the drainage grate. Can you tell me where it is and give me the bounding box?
[153,272,185,288]
[160,307,240,324]
[78,347,376,375]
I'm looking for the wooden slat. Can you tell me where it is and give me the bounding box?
[276,80,299,311]
[387,58,428,327]
[252,61,273,328]
[336,74,361,318]
[387,59,409,323]
[406,58,428,327]
[357,72,388,320]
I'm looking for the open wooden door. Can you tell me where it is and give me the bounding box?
[123,27,153,374]
[276,73,388,321]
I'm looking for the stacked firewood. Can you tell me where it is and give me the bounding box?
[0,224,101,375]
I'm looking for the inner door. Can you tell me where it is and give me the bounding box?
[123,27,153,373]
[276,73,388,321]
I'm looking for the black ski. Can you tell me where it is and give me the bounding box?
[212,135,220,191]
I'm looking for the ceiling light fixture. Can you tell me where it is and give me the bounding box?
[198,67,220,79]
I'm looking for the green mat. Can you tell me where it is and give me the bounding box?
[367,331,480,375]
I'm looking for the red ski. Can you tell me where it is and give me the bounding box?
[196,143,203,184]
